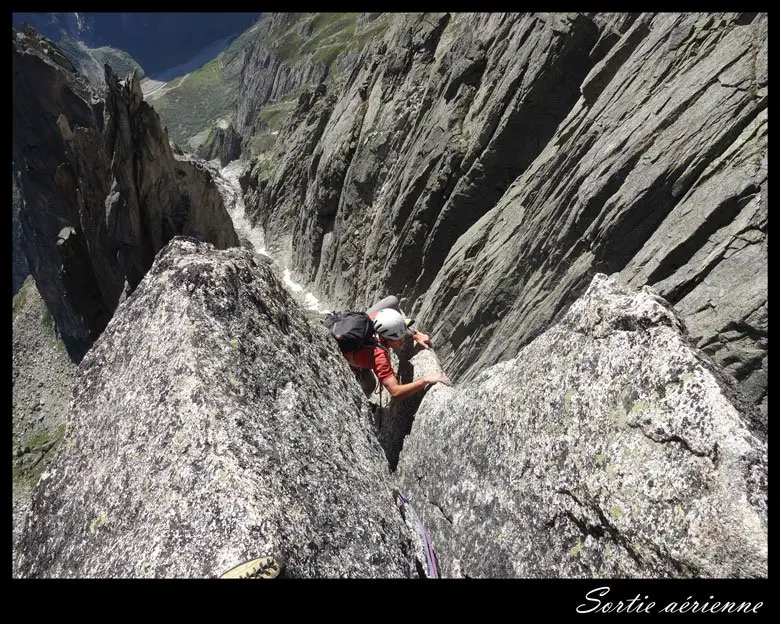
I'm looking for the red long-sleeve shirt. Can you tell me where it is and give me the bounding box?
[345,345,395,383]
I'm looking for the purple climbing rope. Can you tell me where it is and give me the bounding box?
[397,491,440,579]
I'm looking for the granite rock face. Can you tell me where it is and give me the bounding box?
[11,13,768,582]
[243,12,767,416]
[372,344,445,472]
[397,274,767,578]
[12,26,239,361]
[235,13,375,150]
[15,237,416,579]
[12,277,77,556]
[236,17,326,135]
[12,170,29,294]
[197,123,243,167]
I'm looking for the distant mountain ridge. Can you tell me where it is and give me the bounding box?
[55,34,145,88]
[12,12,260,77]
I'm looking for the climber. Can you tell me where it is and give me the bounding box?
[340,299,451,399]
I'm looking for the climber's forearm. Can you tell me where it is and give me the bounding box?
[383,376,431,400]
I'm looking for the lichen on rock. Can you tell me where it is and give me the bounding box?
[397,273,766,578]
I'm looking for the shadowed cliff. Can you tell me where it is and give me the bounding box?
[13,26,239,362]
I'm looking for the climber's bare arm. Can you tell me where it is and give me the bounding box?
[382,370,450,400]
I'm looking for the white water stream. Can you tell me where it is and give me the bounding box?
[218,160,331,314]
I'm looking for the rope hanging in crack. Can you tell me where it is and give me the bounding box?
[394,489,440,578]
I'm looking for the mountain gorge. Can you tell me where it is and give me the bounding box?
[11,13,767,581]
[241,12,766,418]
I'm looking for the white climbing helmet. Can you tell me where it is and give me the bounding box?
[373,308,408,341]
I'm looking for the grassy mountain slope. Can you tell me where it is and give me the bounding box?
[150,13,391,153]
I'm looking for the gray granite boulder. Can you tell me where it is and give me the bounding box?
[14,237,416,578]
[397,273,766,578]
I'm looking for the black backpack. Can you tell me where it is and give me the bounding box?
[323,311,377,353]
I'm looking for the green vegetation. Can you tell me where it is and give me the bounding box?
[249,133,279,154]
[310,12,355,35]
[41,306,55,337]
[26,427,65,451]
[298,13,357,58]
[12,424,67,491]
[151,16,263,147]
[152,58,237,146]
[257,94,298,129]
[87,510,109,533]
[315,42,349,66]
[272,30,305,62]
[259,13,361,71]
[152,12,392,151]
[270,12,308,35]
[40,305,67,353]
[13,277,65,352]
[249,91,301,154]
[166,75,185,90]
[442,15,461,37]
[12,277,32,316]
[198,126,218,154]
[352,19,391,50]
